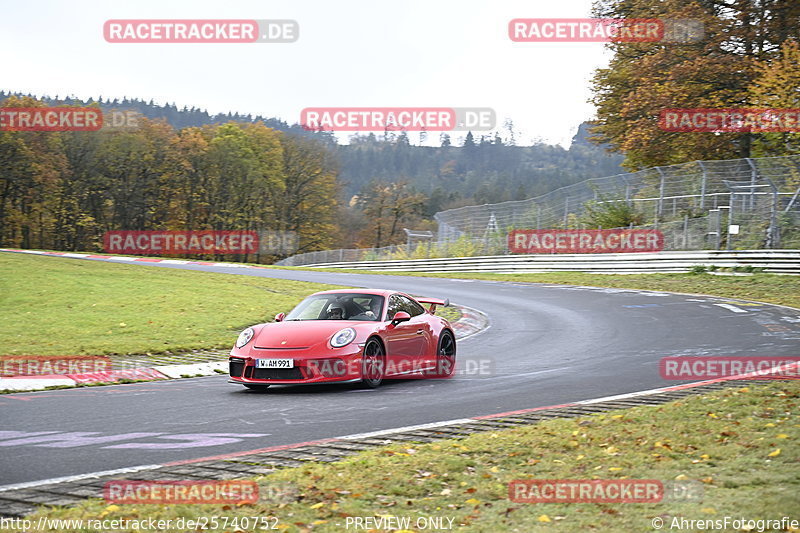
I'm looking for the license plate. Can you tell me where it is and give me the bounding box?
[255,358,294,369]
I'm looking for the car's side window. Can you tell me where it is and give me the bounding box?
[398,295,425,317]
[386,295,402,320]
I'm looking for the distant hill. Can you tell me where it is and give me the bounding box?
[337,128,625,206]
[0,91,334,143]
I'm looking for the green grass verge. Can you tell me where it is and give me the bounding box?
[18,381,799,532]
[434,305,461,323]
[0,253,338,356]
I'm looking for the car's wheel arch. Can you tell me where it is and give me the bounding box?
[365,334,386,355]
[438,328,456,351]
[360,335,386,387]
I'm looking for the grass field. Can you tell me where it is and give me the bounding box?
[20,380,799,532]
[0,254,338,356]
[0,254,462,357]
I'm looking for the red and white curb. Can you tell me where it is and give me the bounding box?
[450,305,490,341]
[0,362,227,392]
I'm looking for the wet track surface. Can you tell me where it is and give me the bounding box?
[2,257,799,486]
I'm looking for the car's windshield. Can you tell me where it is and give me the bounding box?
[284,293,385,321]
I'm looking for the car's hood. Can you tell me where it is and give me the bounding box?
[253,320,375,348]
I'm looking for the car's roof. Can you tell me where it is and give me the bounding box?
[312,289,397,297]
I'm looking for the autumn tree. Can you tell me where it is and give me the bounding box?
[0,98,344,261]
[590,0,800,169]
[0,96,70,249]
[749,39,800,157]
[357,181,425,248]
[278,134,339,253]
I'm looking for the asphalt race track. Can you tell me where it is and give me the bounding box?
[2,255,799,487]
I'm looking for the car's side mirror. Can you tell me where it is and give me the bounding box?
[390,311,411,326]
[274,312,285,322]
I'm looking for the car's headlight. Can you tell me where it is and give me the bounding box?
[330,327,356,348]
[235,327,255,349]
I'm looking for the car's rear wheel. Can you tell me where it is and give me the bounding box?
[434,330,456,378]
[361,338,385,388]
[243,384,271,391]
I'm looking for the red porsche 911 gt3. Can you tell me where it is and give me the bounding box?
[229,289,456,390]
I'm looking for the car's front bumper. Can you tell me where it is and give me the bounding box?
[228,349,364,385]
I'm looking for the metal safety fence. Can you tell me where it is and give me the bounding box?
[276,155,800,266]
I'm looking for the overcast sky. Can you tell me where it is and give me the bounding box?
[2,0,612,147]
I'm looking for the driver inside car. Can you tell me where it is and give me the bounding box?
[326,303,345,320]
[364,299,381,319]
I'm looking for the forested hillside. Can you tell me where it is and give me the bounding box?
[1,91,624,203]
[0,93,624,253]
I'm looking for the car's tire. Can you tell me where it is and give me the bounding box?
[243,384,271,391]
[433,329,456,378]
[360,337,385,388]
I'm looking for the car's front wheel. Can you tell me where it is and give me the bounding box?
[361,337,385,388]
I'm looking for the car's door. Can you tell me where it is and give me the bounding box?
[401,295,434,368]
[384,294,428,375]
[384,294,432,375]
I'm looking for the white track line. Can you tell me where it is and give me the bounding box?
[713,303,748,313]
[0,464,165,493]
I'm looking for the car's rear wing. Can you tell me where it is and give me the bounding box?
[416,297,450,315]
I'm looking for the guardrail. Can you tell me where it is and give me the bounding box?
[299,250,800,275]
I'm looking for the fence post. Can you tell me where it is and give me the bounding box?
[697,161,707,210]
[656,167,666,216]
[563,198,569,228]
[785,186,800,212]
[722,204,732,251]
[745,158,758,211]
[683,214,689,249]
[763,177,781,249]
[710,209,721,250]
[653,201,659,229]
[770,186,779,248]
